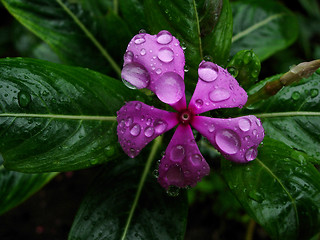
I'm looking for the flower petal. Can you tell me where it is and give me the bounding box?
[117,101,178,158]
[191,115,264,163]
[189,61,248,114]
[121,31,186,110]
[158,124,210,189]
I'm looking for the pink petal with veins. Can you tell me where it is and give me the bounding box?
[158,124,210,189]
[117,101,178,158]
[121,31,186,111]
[189,61,248,114]
[191,115,264,163]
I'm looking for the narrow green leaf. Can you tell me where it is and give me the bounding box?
[231,0,299,61]
[2,0,120,75]
[0,58,146,172]
[0,165,57,215]
[221,137,320,240]
[68,157,188,240]
[246,72,320,161]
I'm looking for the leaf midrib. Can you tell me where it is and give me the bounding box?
[256,158,299,231]
[0,113,116,121]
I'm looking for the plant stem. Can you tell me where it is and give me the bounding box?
[245,219,256,240]
[56,0,121,77]
[246,59,320,106]
[120,136,163,240]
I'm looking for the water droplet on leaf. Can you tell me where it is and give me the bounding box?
[18,91,31,108]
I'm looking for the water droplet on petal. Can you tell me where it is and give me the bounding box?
[208,123,215,133]
[209,89,230,102]
[253,129,257,136]
[239,118,251,132]
[189,154,202,165]
[135,102,142,110]
[146,118,152,126]
[155,72,184,104]
[154,119,167,134]
[140,48,146,56]
[18,91,31,108]
[124,51,134,64]
[195,99,203,108]
[256,118,261,126]
[198,62,218,82]
[158,47,174,63]
[121,62,150,89]
[215,130,240,154]
[144,127,154,137]
[130,124,141,136]
[166,165,184,186]
[170,145,185,162]
[156,68,162,75]
[245,147,257,161]
[125,117,133,127]
[134,35,146,44]
[156,30,173,45]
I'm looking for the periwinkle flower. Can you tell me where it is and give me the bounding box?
[117,30,264,189]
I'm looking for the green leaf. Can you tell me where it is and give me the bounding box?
[2,0,120,75]
[246,72,320,162]
[68,158,188,240]
[144,0,233,91]
[0,165,57,215]
[0,58,146,172]
[221,137,320,240]
[231,0,299,61]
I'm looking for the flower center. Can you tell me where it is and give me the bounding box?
[178,109,193,125]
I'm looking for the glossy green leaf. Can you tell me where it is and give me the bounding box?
[221,137,320,240]
[231,0,299,61]
[0,58,146,172]
[2,0,119,75]
[68,158,188,240]
[246,72,320,161]
[144,0,233,91]
[0,165,57,215]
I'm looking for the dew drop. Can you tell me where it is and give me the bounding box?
[209,89,230,102]
[198,62,219,82]
[154,119,167,134]
[166,185,180,197]
[104,145,115,157]
[18,91,31,108]
[189,154,202,165]
[208,123,215,133]
[195,99,203,108]
[156,68,162,75]
[135,102,142,110]
[144,127,155,137]
[153,169,159,178]
[245,147,257,161]
[228,67,239,78]
[124,51,134,64]
[146,118,152,126]
[140,48,146,56]
[311,89,319,98]
[134,35,146,44]
[157,47,174,63]
[121,62,150,89]
[184,65,189,72]
[256,118,261,127]
[166,165,184,186]
[291,91,300,100]
[156,30,173,45]
[125,117,133,127]
[170,145,185,162]
[155,72,184,104]
[215,130,240,154]
[130,124,141,137]
[239,118,251,132]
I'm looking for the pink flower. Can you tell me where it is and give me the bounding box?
[117,31,264,189]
